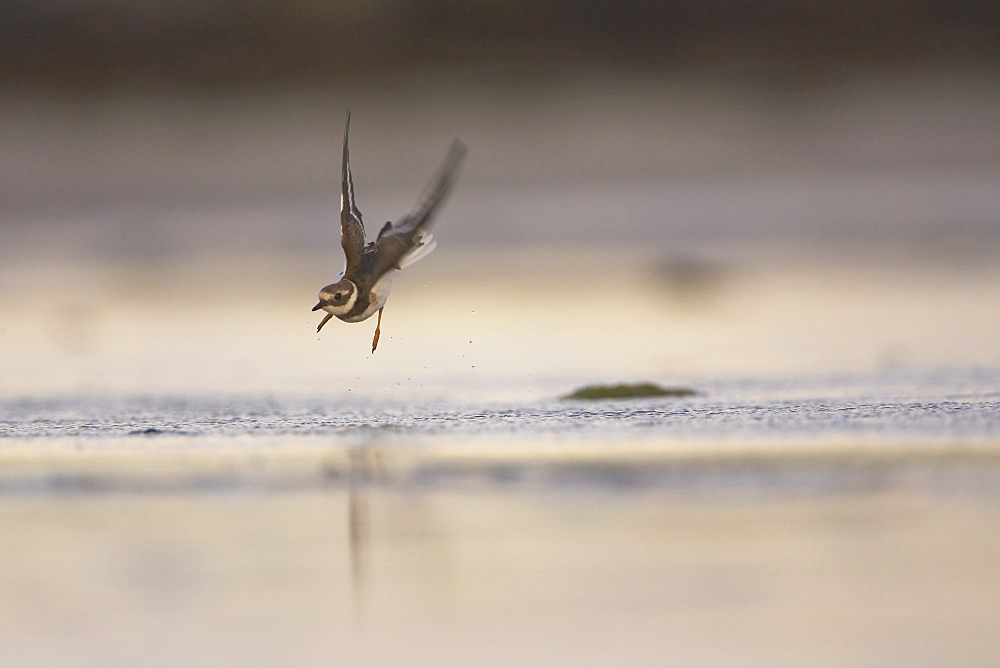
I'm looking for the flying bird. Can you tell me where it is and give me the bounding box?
[313,114,465,352]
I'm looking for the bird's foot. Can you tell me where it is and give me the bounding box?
[371,307,384,353]
[317,313,333,332]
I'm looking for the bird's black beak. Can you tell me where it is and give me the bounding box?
[312,302,323,311]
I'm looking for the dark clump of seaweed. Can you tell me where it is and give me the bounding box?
[561,382,697,401]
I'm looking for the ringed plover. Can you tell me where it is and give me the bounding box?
[313,113,465,352]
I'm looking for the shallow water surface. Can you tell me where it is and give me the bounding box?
[2,369,1000,664]
[2,484,1000,666]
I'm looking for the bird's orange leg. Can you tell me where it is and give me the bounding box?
[371,307,383,353]
[316,313,333,333]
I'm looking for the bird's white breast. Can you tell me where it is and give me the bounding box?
[340,271,396,322]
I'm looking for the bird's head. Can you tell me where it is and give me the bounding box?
[313,279,358,316]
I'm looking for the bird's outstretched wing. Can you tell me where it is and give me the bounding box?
[340,112,366,272]
[368,139,466,279]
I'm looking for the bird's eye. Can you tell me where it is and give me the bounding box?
[334,292,342,301]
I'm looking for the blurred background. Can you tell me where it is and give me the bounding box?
[3,0,1000,397]
[4,4,1000,665]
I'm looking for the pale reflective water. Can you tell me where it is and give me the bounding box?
[1,464,1000,666]
[3,365,1000,665]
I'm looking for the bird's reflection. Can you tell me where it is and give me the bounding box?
[341,439,454,622]
[346,441,381,617]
